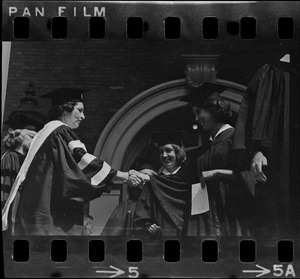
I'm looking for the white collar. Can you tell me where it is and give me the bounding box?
[159,166,181,175]
[209,124,233,141]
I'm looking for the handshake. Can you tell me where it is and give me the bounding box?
[126,169,155,188]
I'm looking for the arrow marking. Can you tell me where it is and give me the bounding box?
[96,265,125,278]
[243,264,271,278]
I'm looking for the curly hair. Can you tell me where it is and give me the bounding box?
[3,129,27,150]
[159,143,187,166]
[47,101,77,121]
[201,98,232,123]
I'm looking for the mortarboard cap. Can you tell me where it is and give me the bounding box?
[151,131,187,148]
[131,156,160,171]
[181,82,229,107]
[4,113,46,131]
[41,88,90,106]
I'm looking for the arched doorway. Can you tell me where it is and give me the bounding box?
[94,78,245,168]
[90,78,246,235]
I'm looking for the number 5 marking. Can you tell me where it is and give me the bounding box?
[128,267,139,278]
[273,265,284,277]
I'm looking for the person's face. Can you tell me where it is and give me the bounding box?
[64,102,85,129]
[192,105,216,132]
[159,144,177,171]
[22,130,36,152]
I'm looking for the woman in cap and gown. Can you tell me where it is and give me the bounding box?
[2,88,141,236]
[2,100,45,235]
[102,132,193,237]
[182,82,253,237]
[1,129,36,235]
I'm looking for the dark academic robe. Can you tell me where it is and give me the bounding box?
[186,127,248,236]
[232,64,290,238]
[133,167,192,237]
[101,167,192,237]
[100,187,143,236]
[1,150,25,235]
[14,124,117,236]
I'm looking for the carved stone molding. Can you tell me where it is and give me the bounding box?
[182,55,220,87]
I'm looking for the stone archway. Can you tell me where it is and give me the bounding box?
[93,78,246,169]
[90,78,246,235]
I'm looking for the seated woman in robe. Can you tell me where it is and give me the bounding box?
[101,140,193,237]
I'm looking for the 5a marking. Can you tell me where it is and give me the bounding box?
[243,264,296,278]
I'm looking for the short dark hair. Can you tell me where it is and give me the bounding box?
[172,144,187,166]
[201,98,232,123]
[47,101,77,121]
[159,144,187,166]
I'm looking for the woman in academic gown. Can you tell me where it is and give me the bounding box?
[102,139,193,237]
[2,88,139,236]
[182,82,250,236]
[1,129,36,235]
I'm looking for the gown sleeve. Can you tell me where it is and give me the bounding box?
[1,151,23,208]
[53,126,118,202]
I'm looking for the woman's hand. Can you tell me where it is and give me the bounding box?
[139,169,157,176]
[251,152,268,182]
[148,223,161,234]
[127,174,144,188]
[127,170,150,188]
[129,170,142,177]
[130,170,150,181]
[202,170,218,180]
[200,170,218,189]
